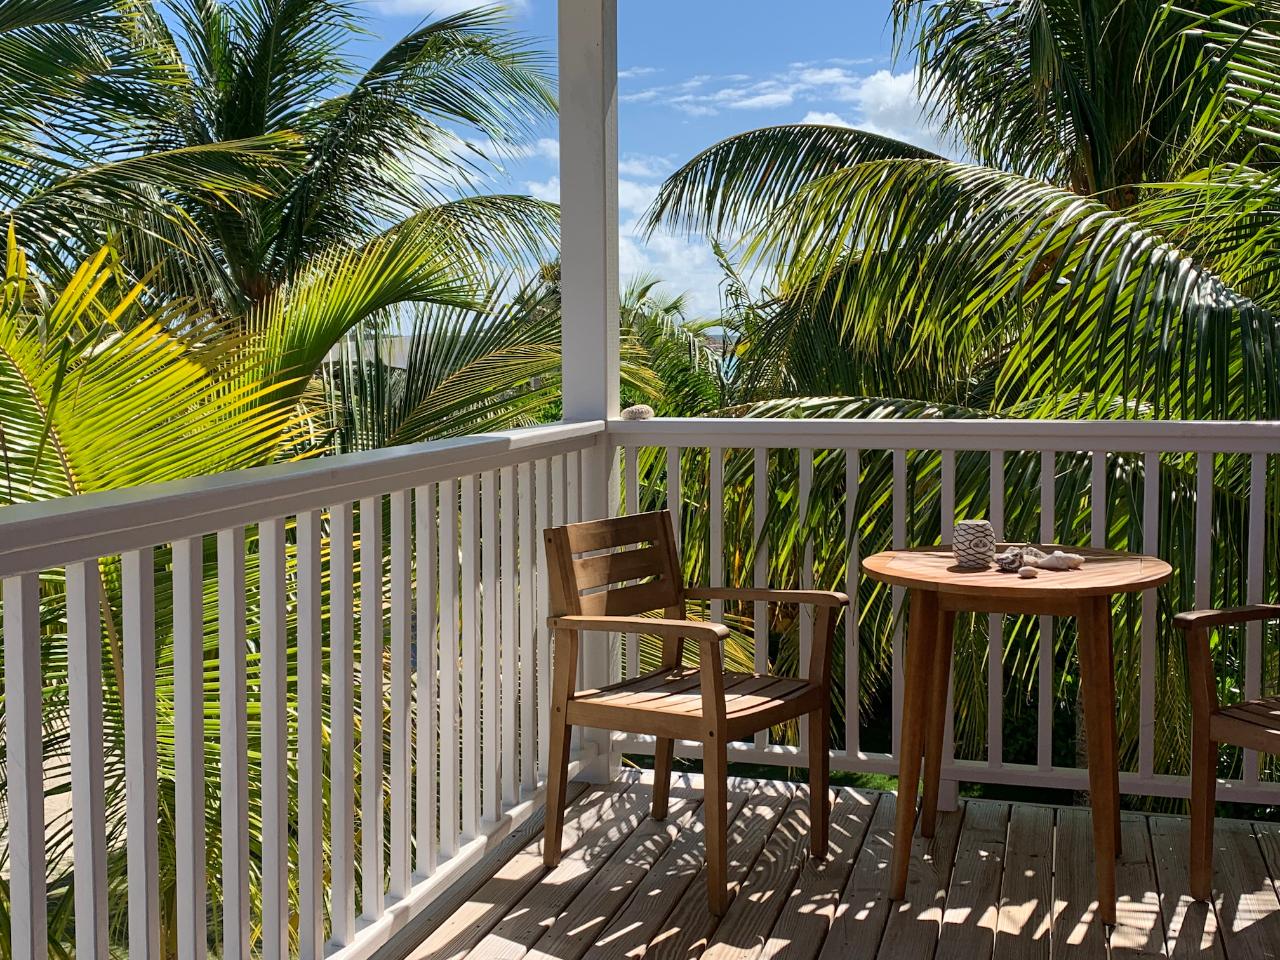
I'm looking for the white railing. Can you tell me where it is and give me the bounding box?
[5,413,1280,959]
[0,421,602,960]
[611,417,1280,806]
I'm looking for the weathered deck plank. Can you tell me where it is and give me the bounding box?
[994,802,1053,960]
[815,791,898,960]
[1148,815,1226,960]
[388,783,1280,960]
[936,799,1009,960]
[404,782,631,960]
[525,794,701,960]
[1210,819,1280,960]
[758,789,879,960]
[1109,813,1166,958]
[586,786,750,960]
[1051,806,1108,959]
[644,781,793,960]
[875,800,964,958]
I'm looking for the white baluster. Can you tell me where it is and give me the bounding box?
[330,503,357,942]
[624,446,639,678]
[4,573,47,960]
[439,479,460,857]
[390,490,413,898]
[415,485,439,876]
[481,470,500,822]
[845,449,861,759]
[359,496,384,918]
[123,548,161,959]
[461,476,480,837]
[216,528,249,960]
[666,446,681,553]
[891,449,906,757]
[1246,453,1266,781]
[1140,453,1159,780]
[172,538,207,958]
[754,448,769,749]
[518,462,538,793]
[988,451,1005,769]
[297,511,323,954]
[535,459,552,779]
[799,449,814,747]
[501,465,519,808]
[1038,451,1056,772]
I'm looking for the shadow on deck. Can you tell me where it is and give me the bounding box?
[376,773,1280,960]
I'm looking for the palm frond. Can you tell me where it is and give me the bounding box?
[644,123,937,242]
[755,158,1280,419]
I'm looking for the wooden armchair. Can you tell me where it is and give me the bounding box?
[1174,603,1280,900]
[542,510,848,915]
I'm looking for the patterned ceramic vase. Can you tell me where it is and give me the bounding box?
[953,520,996,569]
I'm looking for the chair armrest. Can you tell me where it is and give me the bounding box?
[685,586,849,608]
[1173,605,1280,631]
[548,615,730,643]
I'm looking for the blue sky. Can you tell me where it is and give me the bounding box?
[360,1,943,312]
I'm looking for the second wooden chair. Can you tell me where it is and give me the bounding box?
[542,510,847,915]
[1175,603,1280,900]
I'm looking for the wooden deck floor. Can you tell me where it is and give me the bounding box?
[389,774,1280,960]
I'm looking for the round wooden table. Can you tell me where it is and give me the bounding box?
[862,545,1172,925]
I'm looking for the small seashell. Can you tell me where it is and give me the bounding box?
[1018,565,1039,578]
[620,404,655,421]
[994,548,1024,572]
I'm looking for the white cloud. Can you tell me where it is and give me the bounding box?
[619,230,727,315]
[801,110,852,127]
[840,69,949,155]
[618,178,659,218]
[617,154,675,179]
[525,176,560,203]
[619,66,660,80]
[728,89,798,110]
[626,59,951,157]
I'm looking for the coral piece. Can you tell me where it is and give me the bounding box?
[1021,546,1048,564]
[1018,565,1039,578]
[1036,550,1085,570]
[620,404,655,420]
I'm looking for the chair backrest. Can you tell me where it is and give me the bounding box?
[543,510,684,618]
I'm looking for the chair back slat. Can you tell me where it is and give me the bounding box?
[572,545,665,591]
[544,511,683,617]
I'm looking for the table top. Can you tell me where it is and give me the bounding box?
[862,545,1172,600]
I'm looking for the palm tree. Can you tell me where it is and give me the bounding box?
[131,0,558,313]
[644,1,1280,795]
[4,0,559,412]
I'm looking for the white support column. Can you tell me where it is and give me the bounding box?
[559,0,620,781]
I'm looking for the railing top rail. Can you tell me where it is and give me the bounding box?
[608,416,1280,454]
[0,420,604,578]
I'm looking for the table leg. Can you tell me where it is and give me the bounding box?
[1077,595,1119,926]
[920,608,957,838]
[890,588,939,900]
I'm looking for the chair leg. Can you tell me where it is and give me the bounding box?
[1190,726,1217,901]
[543,714,572,868]
[652,737,674,820]
[808,706,830,857]
[704,735,730,916]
